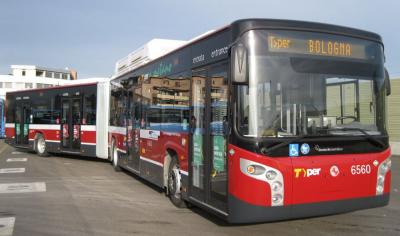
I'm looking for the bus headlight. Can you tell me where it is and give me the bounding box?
[266,170,277,180]
[240,158,284,206]
[272,194,283,204]
[376,157,391,195]
[271,181,282,191]
[247,165,266,175]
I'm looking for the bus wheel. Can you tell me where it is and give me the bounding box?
[111,139,121,172]
[168,158,187,208]
[35,134,49,157]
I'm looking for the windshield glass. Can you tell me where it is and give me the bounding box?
[237,30,386,138]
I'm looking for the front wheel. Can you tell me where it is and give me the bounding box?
[111,139,121,172]
[35,134,49,157]
[167,158,187,208]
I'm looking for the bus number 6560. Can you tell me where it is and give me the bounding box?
[351,164,371,175]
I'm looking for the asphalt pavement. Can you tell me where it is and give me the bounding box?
[0,140,399,236]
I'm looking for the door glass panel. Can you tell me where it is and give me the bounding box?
[22,105,30,144]
[15,105,22,143]
[191,72,206,190]
[62,100,70,148]
[132,80,142,169]
[72,99,81,149]
[210,65,228,204]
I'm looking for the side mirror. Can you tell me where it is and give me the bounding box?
[385,68,391,96]
[231,44,248,83]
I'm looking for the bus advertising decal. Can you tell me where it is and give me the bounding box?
[213,136,226,172]
[140,129,160,140]
[63,124,69,138]
[73,125,80,140]
[193,133,203,166]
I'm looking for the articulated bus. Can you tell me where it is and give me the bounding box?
[5,19,392,223]
[5,81,110,159]
[109,19,391,223]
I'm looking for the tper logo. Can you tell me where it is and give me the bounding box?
[294,168,321,178]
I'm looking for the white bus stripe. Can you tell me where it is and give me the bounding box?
[109,126,126,135]
[81,125,96,131]
[81,142,96,146]
[5,123,15,128]
[29,124,60,130]
[140,156,163,167]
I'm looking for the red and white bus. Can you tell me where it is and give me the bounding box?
[6,19,392,223]
[5,81,110,159]
[108,19,392,223]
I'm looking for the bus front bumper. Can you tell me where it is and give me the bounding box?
[227,194,390,223]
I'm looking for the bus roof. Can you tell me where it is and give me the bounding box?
[6,82,98,95]
[113,18,383,80]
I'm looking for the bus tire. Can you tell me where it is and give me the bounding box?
[35,134,49,157]
[111,139,121,172]
[167,158,187,208]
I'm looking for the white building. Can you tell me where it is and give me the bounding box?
[0,65,77,100]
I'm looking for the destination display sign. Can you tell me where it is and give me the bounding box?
[268,31,373,60]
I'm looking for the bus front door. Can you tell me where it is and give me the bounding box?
[15,102,30,146]
[189,63,228,214]
[61,98,82,152]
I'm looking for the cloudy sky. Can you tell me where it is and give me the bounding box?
[1,0,399,78]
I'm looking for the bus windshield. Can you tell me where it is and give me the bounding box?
[237,30,386,138]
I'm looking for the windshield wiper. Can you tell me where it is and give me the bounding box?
[321,127,385,148]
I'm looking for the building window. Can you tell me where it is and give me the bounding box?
[36,70,44,77]
[37,83,44,88]
[25,83,33,89]
[62,73,67,80]
[45,71,52,78]
[22,70,26,76]
[54,72,61,79]
[5,82,12,88]
[0,82,3,88]
[16,82,25,89]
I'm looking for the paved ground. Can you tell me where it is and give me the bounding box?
[0,141,398,236]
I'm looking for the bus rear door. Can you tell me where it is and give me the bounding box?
[61,97,82,152]
[14,101,30,146]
